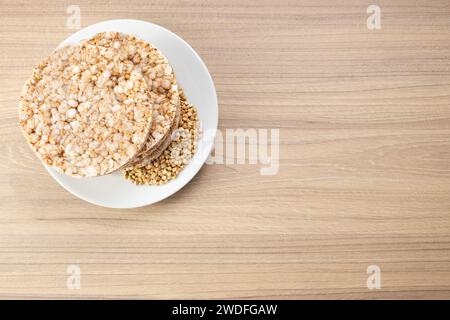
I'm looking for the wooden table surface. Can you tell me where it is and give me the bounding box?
[0,0,449,299]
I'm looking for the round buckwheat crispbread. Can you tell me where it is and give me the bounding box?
[126,102,181,166]
[19,43,154,177]
[126,108,181,168]
[84,32,180,163]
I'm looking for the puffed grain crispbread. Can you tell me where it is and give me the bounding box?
[19,43,154,177]
[85,32,180,164]
[123,90,199,185]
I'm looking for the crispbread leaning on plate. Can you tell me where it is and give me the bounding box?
[19,31,197,184]
[19,43,154,177]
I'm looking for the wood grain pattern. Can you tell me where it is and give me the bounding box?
[0,0,450,299]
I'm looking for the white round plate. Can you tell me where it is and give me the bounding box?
[44,19,218,208]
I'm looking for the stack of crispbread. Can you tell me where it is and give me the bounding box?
[19,32,181,178]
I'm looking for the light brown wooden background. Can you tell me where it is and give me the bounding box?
[0,0,449,299]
